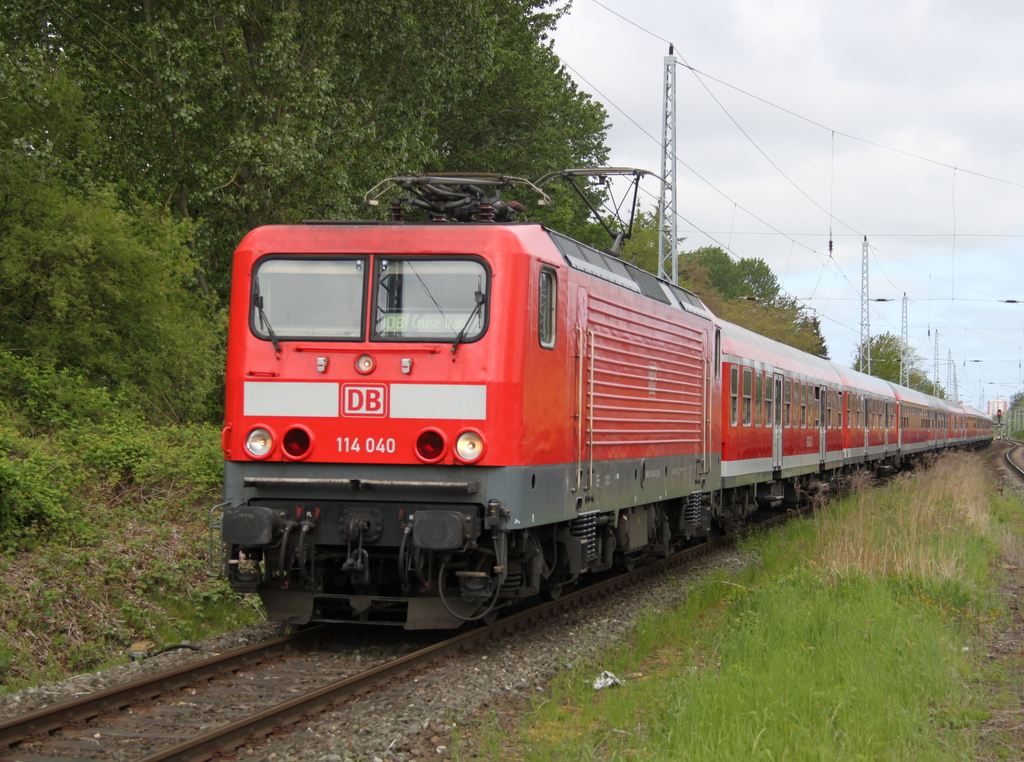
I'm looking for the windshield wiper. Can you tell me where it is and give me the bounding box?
[253,278,281,353]
[451,290,485,354]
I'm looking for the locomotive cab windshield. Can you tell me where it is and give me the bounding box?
[373,258,489,342]
[249,255,490,345]
[251,257,367,340]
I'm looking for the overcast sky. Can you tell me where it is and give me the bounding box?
[552,0,1024,410]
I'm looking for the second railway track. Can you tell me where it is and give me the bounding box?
[1002,439,1024,480]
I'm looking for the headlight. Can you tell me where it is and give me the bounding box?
[245,427,275,459]
[355,354,376,374]
[455,430,485,463]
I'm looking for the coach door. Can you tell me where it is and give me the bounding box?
[883,401,891,454]
[772,373,784,471]
[818,385,827,465]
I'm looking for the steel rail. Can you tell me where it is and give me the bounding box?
[1,510,795,762]
[137,512,794,761]
[0,627,327,750]
[1003,439,1024,479]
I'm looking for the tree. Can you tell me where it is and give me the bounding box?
[2,0,610,299]
[850,333,942,397]
[716,296,828,357]
[426,0,609,241]
[685,247,781,303]
[0,46,220,422]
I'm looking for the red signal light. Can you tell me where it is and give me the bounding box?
[415,430,446,463]
[283,427,312,460]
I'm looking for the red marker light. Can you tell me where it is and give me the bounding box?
[283,427,312,459]
[415,430,446,462]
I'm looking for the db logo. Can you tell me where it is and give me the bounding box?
[343,384,387,417]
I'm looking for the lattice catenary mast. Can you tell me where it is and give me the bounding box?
[900,293,909,386]
[658,48,678,284]
[859,236,870,374]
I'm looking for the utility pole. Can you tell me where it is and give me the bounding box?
[934,331,940,398]
[658,48,678,284]
[859,236,870,374]
[900,292,908,386]
[946,350,956,401]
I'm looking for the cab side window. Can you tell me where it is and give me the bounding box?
[538,267,557,349]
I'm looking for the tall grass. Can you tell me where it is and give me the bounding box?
[815,453,998,583]
[487,451,1013,762]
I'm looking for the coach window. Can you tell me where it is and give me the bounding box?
[800,384,807,428]
[754,372,763,426]
[742,368,753,426]
[765,374,774,426]
[836,391,843,428]
[730,366,739,426]
[538,267,557,349]
[784,379,792,427]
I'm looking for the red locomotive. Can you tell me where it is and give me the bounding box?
[214,173,993,628]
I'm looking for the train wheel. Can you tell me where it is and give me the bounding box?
[480,608,500,625]
[541,581,563,601]
[542,571,573,600]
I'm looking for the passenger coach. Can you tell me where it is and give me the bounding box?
[718,320,992,516]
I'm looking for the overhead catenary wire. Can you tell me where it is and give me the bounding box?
[558,0,1024,401]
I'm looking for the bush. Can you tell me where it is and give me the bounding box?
[0,353,222,545]
[0,352,122,432]
[0,424,88,545]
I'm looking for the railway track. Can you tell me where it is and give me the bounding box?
[0,508,794,762]
[1002,439,1024,480]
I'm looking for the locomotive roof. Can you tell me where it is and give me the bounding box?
[546,230,709,319]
